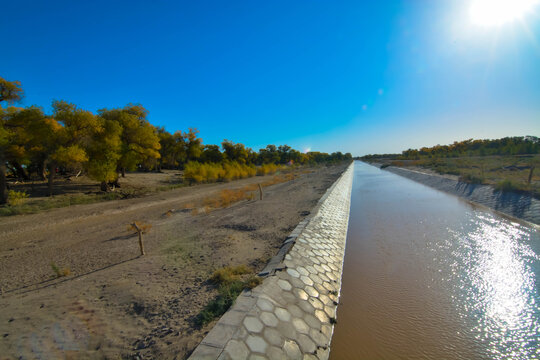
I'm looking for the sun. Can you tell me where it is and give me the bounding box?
[470,0,539,26]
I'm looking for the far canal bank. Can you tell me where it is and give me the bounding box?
[381,164,540,225]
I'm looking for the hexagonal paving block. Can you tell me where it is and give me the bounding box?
[256,298,274,312]
[288,304,304,318]
[292,317,310,334]
[286,268,300,278]
[267,346,286,360]
[277,279,292,291]
[283,340,302,358]
[263,327,283,347]
[314,309,328,323]
[296,266,309,276]
[244,316,264,333]
[300,275,314,286]
[222,339,249,360]
[304,285,319,298]
[309,297,324,310]
[274,307,291,322]
[246,335,268,353]
[294,288,309,300]
[296,333,317,353]
[260,311,279,327]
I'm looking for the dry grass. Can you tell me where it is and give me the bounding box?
[50,262,71,278]
[187,173,297,216]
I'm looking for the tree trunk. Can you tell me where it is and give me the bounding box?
[48,163,55,197]
[12,162,29,181]
[121,167,126,177]
[0,156,7,205]
[36,158,47,180]
[100,181,111,192]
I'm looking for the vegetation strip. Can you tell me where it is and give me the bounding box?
[188,163,354,359]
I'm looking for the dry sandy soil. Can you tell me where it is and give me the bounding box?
[0,164,347,359]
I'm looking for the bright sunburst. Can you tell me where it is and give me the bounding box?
[470,0,539,26]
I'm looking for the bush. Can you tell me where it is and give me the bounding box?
[257,163,280,175]
[495,179,518,192]
[7,190,29,206]
[184,161,257,183]
[459,174,484,184]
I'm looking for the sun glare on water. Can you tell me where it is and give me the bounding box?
[470,0,539,26]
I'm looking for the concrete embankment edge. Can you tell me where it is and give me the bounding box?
[382,165,540,225]
[188,162,355,359]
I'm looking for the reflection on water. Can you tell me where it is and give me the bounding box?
[330,162,540,360]
[449,214,539,359]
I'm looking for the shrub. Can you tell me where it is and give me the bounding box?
[50,262,71,278]
[7,190,29,206]
[459,174,484,184]
[495,179,518,192]
[184,161,257,183]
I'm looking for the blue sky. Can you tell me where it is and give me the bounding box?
[1,0,539,155]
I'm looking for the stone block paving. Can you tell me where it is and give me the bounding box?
[189,163,354,360]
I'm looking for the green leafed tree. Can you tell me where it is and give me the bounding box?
[0,77,25,204]
[99,104,160,177]
[86,117,122,191]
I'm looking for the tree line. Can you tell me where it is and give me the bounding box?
[0,76,351,204]
[362,136,540,161]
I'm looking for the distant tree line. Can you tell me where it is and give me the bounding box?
[362,137,540,161]
[0,76,351,204]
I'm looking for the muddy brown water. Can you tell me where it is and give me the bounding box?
[330,161,540,359]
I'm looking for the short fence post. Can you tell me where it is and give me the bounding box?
[132,222,145,256]
[258,183,263,200]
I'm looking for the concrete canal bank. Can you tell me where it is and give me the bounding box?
[189,162,354,359]
[382,165,540,225]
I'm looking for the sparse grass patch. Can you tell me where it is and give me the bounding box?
[50,262,71,278]
[196,265,262,327]
[210,265,251,284]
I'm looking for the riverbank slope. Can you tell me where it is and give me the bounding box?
[377,164,539,225]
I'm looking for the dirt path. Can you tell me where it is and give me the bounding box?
[0,164,347,359]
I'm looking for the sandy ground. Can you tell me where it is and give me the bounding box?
[0,164,347,359]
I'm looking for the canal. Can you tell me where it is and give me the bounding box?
[330,161,540,359]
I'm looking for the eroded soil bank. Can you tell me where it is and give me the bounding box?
[0,164,347,359]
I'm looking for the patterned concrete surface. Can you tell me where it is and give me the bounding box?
[189,163,354,360]
[383,166,540,225]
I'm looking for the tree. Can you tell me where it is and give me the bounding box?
[50,100,97,196]
[0,77,24,104]
[184,128,203,162]
[222,140,249,164]
[86,117,122,191]
[0,77,25,204]
[201,144,224,163]
[99,104,160,177]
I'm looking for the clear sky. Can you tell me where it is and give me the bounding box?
[1,0,539,156]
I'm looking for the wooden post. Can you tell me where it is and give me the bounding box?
[132,222,145,256]
[528,166,535,185]
[258,183,263,200]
